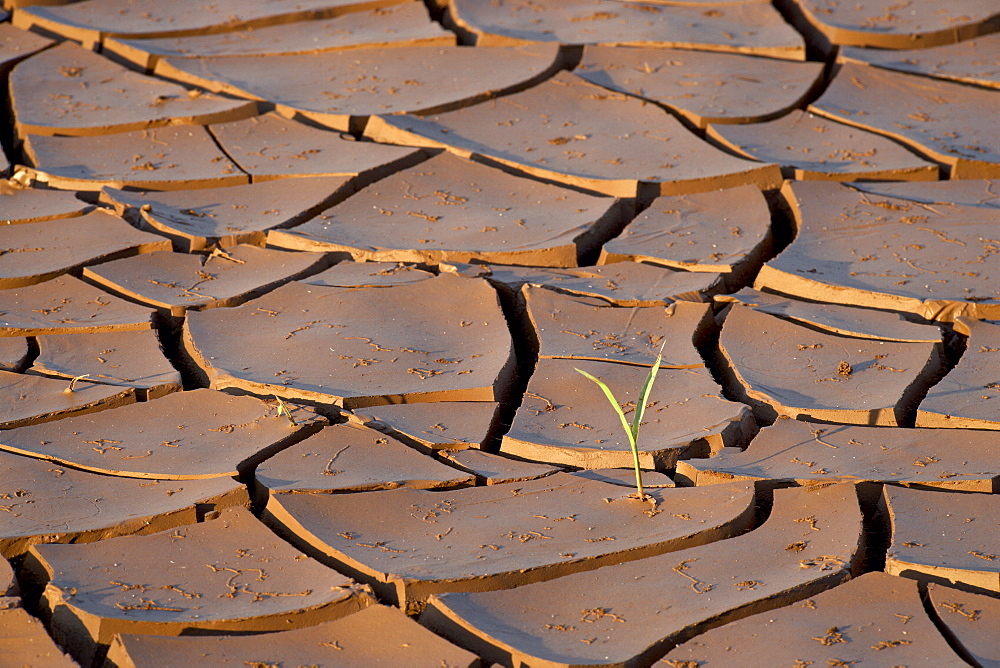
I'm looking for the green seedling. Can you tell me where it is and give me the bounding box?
[576,342,665,503]
[273,395,297,427]
[64,374,90,393]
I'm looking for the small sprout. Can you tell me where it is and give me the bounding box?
[576,342,665,504]
[64,374,90,393]
[273,395,296,427]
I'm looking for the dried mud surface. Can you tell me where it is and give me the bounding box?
[0,2,998,667]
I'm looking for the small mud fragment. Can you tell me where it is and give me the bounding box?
[351,401,498,451]
[447,0,805,58]
[25,506,370,665]
[13,0,387,49]
[83,245,327,317]
[100,176,355,252]
[577,47,823,128]
[438,449,563,485]
[883,486,1000,594]
[0,389,324,480]
[0,604,76,667]
[269,151,626,267]
[786,0,1000,53]
[0,180,89,224]
[480,262,725,307]
[917,316,1000,429]
[183,274,515,408]
[927,583,1000,666]
[599,185,773,291]
[21,126,248,191]
[718,304,942,425]
[840,34,1000,90]
[810,63,1000,178]
[254,422,475,498]
[757,181,1000,321]
[302,261,434,289]
[104,3,456,70]
[0,275,154,337]
[158,44,562,133]
[366,71,781,198]
[663,572,964,665]
[524,286,711,367]
[9,41,255,138]
[0,449,248,558]
[0,208,170,289]
[104,604,477,667]
[32,329,181,400]
[708,109,939,182]
[717,289,943,342]
[0,369,136,429]
[677,418,1000,492]
[209,112,422,184]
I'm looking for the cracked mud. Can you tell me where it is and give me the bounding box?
[0,0,998,666]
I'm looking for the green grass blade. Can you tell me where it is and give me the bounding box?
[575,368,636,449]
[630,343,665,437]
[274,395,297,427]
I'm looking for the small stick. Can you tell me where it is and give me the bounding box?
[65,374,89,393]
